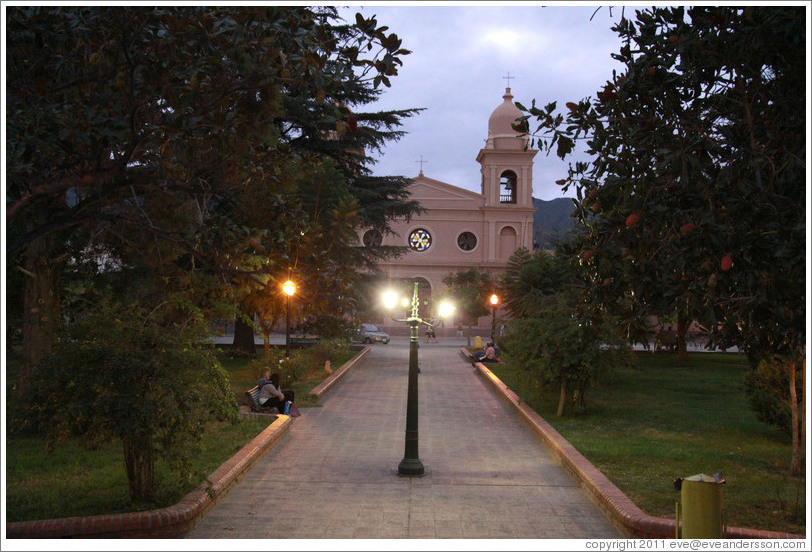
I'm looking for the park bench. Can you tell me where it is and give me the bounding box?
[245,385,279,414]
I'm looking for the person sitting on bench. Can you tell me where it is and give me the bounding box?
[258,372,294,412]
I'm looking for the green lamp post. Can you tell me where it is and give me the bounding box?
[384,282,454,477]
[399,282,424,476]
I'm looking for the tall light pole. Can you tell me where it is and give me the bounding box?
[384,282,454,477]
[283,280,296,358]
[400,282,423,476]
[490,293,499,342]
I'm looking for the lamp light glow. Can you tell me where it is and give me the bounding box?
[383,290,398,311]
[438,301,455,318]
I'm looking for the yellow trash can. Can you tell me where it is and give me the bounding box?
[473,336,482,349]
[676,473,725,538]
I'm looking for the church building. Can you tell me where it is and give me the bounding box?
[358,87,538,326]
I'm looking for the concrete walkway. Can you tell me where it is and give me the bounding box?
[186,339,621,541]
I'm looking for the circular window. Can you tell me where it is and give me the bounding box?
[457,231,477,251]
[362,229,382,247]
[408,228,432,251]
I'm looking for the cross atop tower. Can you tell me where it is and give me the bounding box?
[502,71,516,87]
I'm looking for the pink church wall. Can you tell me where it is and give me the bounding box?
[357,87,538,329]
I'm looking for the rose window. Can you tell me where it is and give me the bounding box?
[408,228,432,251]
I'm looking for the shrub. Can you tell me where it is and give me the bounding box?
[247,354,305,389]
[248,337,350,388]
[504,293,632,416]
[28,298,238,503]
[307,337,351,365]
[742,355,803,434]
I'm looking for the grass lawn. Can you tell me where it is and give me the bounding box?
[487,351,806,536]
[5,417,270,522]
[4,343,358,523]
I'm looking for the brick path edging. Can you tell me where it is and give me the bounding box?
[308,345,370,400]
[467,350,805,540]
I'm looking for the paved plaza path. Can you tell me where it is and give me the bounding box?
[186,340,622,540]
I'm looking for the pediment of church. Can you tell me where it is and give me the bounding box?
[408,174,483,208]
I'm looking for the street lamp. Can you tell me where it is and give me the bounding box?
[283,280,296,358]
[489,293,499,341]
[384,282,454,477]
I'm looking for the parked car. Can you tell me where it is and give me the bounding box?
[355,323,390,344]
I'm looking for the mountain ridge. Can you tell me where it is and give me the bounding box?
[533,196,576,249]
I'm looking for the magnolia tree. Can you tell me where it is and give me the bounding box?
[518,6,806,472]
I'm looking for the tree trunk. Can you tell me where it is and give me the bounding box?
[789,359,800,475]
[557,379,567,417]
[258,313,277,360]
[676,310,689,361]
[261,329,271,360]
[232,306,257,358]
[123,438,155,503]
[18,235,60,399]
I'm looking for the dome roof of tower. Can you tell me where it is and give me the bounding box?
[485,87,527,150]
[488,88,523,136]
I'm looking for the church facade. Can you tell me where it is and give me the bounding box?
[358,87,537,325]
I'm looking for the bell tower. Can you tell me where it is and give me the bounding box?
[476,87,537,209]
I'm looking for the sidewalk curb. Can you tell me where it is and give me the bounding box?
[468,350,804,540]
[308,346,370,400]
